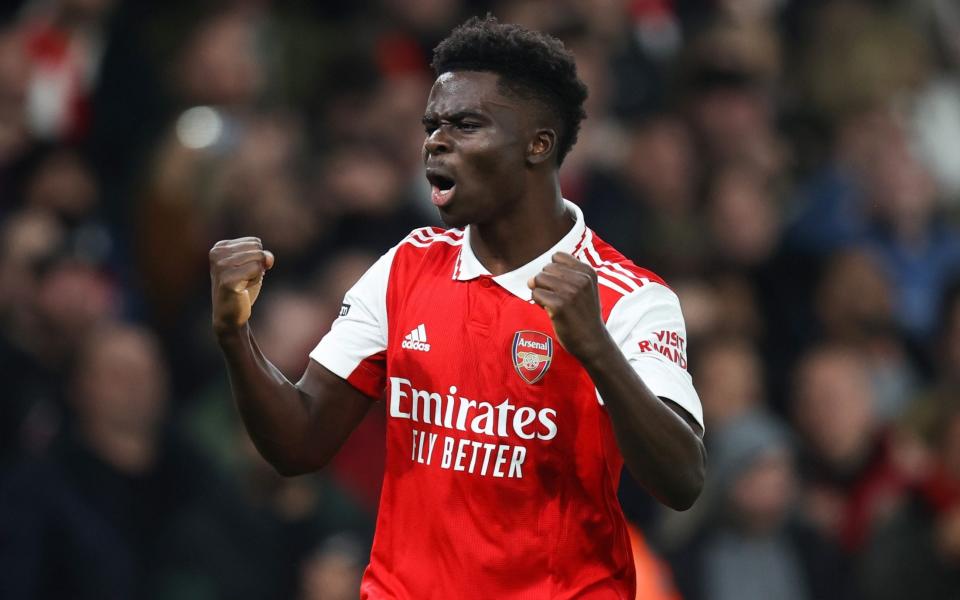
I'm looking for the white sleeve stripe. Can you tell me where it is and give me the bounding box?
[430,235,465,244]
[411,228,439,242]
[597,275,631,296]
[576,247,640,294]
[580,233,644,291]
[608,260,647,284]
[403,236,464,248]
[597,265,640,292]
[582,230,606,269]
[410,227,464,243]
[412,226,433,236]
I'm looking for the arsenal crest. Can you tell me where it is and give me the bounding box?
[512,330,554,384]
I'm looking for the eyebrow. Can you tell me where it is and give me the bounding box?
[421,110,488,123]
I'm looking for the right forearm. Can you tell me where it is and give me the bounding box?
[217,324,312,473]
[209,238,368,475]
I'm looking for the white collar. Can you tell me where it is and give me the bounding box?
[453,199,588,301]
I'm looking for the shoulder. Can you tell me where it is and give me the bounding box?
[381,226,465,282]
[398,226,465,249]
[575,229,672,319]
[392,226,464,261]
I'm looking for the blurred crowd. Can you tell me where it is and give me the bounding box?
[1,0,960,599]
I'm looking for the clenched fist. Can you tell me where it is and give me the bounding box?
[528,252,610,361]
[209,237,275,336]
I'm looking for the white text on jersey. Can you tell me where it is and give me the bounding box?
[390,377,557,480]
[401,324,431,352]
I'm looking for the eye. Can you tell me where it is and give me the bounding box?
[458,121,481,131]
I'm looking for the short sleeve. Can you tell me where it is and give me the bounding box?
[603,284,704,430]
[309,245,397,399]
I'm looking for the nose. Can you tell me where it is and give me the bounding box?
[423,127,451,158]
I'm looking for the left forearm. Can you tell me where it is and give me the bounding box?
[580,336,705,511]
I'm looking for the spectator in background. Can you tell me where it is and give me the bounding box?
[215,113,322,278]
[787,6,960,344]
[814,250,919,421]
[0,26,31,196]
[582,114,707,278]
[703,162,783,351]
[860,399,960,600]
[703,160,817,404]
[136,4,271,336]
[857,115,960,340]
[786,107,891,257]
[657,336,768,549]
[694,336,765,432]
[681,18,787,180]
[169,283,372,600]
[20,146,115,269]
[154,418,370,600]
[931,279,960,391]
[792,345,911,554]
[802,2,930,124]
[0,210,117,464]
[706,162,781,272]
[0,209,62,463]
[17,0,117,142]
[354,71,437,215]
[666,410,849,600]
[910,0,960,203]
[298,533,368,600]
[0,322,209,600]
[315,142,428,255]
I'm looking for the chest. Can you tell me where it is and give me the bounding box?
[378,256,620,486]
[386,274,594,410]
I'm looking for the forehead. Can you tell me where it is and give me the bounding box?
[424,70,517,115]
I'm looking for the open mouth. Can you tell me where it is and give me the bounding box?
[426,172,456,207]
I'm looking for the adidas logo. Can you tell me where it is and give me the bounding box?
[401,324,431,352]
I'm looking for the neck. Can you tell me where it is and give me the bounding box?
[469,174,572,276]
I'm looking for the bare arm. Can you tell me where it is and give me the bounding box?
[578,342,705,510]
[529,253,705,510]
[211,238,372,476]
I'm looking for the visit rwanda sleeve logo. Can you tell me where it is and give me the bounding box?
[512,330,553,384]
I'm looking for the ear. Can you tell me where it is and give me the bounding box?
[526,129,557,166]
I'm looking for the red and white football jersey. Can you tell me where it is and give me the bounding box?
[310,200,702,599]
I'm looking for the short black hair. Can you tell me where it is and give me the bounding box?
[431,15,588,165]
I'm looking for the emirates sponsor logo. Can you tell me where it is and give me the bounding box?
[389,377,558,480]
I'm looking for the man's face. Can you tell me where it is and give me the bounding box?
[421,71,532,228]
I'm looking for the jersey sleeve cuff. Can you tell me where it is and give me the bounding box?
[309,335,357,380]
[596,354,704,431]
[630,354,703,430]
[310,336,386,400]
